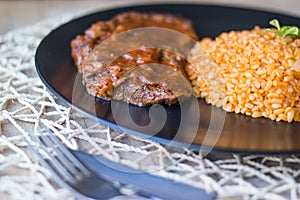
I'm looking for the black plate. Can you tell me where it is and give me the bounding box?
[35,3,300,154]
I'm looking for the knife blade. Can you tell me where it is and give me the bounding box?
[70,149,216,200]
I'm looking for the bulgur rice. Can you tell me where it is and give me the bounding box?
[187,26,300,122]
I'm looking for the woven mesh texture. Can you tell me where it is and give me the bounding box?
[0,11,300,200]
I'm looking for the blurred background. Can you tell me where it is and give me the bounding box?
[0,0,300,35]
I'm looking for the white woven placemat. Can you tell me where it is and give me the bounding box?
[1,11,300,200]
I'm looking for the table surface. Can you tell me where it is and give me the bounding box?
[1,1,300,200]
[1,0,300,35]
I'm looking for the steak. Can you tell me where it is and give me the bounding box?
[71,12,198,106]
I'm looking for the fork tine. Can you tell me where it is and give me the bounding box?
[26,128,124,200]
[43,130,90,176]
[28,132,80,185]
[25,134,97,199]
[38,131,90,179]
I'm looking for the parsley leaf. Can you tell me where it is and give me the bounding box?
[266,19,300,38]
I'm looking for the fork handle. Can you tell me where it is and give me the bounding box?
[71,149,216,200]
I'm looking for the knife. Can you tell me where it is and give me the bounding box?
[71,149,216,200]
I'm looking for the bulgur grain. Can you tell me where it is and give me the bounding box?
[187,26,300,122]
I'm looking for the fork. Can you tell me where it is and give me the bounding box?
[25,128,216,200]
[26,129,124,200]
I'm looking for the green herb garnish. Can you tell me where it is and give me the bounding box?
[266,19,300,38]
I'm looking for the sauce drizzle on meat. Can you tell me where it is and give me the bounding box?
[71,12,198,106]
